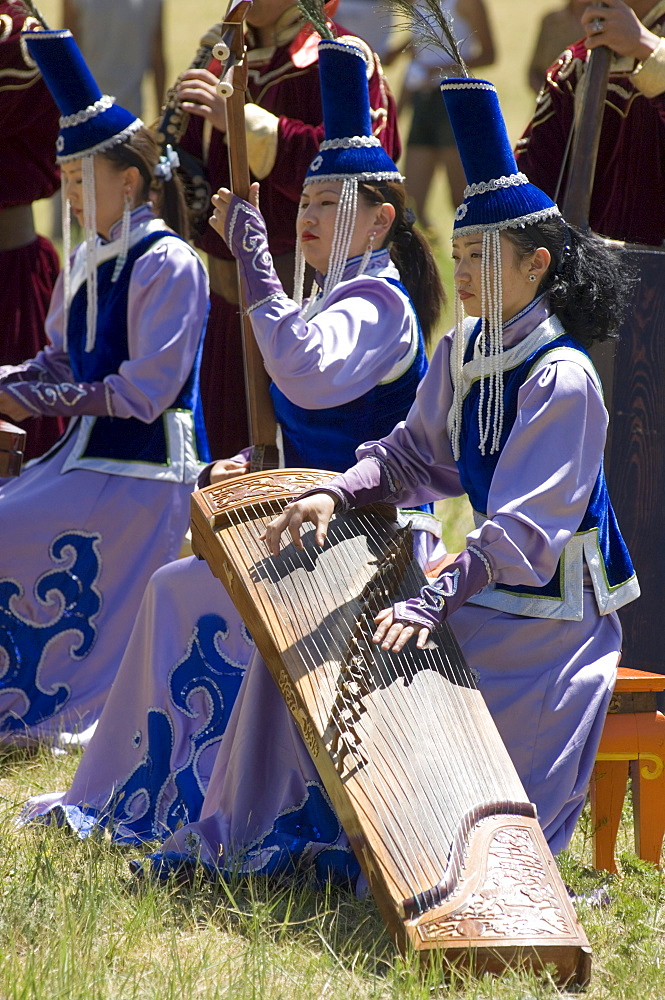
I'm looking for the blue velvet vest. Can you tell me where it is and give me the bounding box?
[270,278,427,474]
[456,319,638,619]
[63,232,209,478]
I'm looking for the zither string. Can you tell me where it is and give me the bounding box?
[222,503,432,897]
[218,500,508,900]
[229,502,503,886]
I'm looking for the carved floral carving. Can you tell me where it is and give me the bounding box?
[198,469,337,517]
[417,826,573,943]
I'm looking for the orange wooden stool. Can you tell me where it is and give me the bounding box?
[590,667,665,873]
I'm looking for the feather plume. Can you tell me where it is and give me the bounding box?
[296,0,335,41]
[384,0,469,77]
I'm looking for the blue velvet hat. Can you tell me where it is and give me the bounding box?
[304,37,402,186]
[23,29,142,163]
[439,79,560,235]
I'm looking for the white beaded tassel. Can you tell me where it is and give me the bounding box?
[357,230,375,277]
[321,177,357,303]
[477,231,490,454]
[450,287,466,461]
[61,174,72,351]
[82,155,99,352]
[477,230,505,456]
[292,240,306,307]
[490,229,505,453]
[111,196,131,283]
[301,276,322,321]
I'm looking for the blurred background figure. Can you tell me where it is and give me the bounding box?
[62,0,165,117]
[338,0,394,59]
[527,0,584,93]
[387,0,495,229]
[0,0,65,460]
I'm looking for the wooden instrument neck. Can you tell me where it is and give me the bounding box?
[560,45,612,229]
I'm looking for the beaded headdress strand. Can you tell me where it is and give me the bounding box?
[23,28,143,351]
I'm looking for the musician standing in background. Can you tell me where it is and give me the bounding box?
[0,28,209,747]
[516,0,665,246]
[0,2,64,460]
[174,0,400,457]
[22,37,444,853]
[265,77,639,858]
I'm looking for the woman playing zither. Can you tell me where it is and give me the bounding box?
[21,37,444,846]
[264,79,639,856]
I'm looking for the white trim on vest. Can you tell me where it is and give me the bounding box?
[60,410,204,483]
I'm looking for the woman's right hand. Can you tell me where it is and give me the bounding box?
[209,458,249,484]
[262,492,336,557]
[176,68,228,133]
[579,0,659,60]
[209,182,260,239]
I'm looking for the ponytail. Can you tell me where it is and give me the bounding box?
[358,182,446,347]
[157,170,190,240]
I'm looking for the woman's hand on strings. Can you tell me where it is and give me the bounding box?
[209,182,260,237]
[262,492,336,557]
[177,68,228,133]
[0,391,30,423]
[372,607,431,653]
[209,458,250,484]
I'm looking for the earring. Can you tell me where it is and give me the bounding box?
[529,273,537,282]
[358,231,376,276]
[112,193,132,283]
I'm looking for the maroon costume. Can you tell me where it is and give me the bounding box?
[515,4,665,247]
[0,4,64,459]
[179,14,401,457]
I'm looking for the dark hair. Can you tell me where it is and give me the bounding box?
[358,181,445,347]
[101,127,190,239]
[503,217,632,347]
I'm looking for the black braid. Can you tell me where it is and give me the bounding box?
[358,182,445,346]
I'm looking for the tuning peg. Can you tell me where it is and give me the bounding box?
[212,41,230,61]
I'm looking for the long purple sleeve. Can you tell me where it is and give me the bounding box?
[0,233,208,421]
[224,196,418,408]
[392,549,490,630]
[325,308,608,594]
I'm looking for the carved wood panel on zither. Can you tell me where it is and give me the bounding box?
[190,470,592,985]
[0,420,26,477]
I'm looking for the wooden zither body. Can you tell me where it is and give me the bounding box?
[191,469,591,985]
[0,420,26,477]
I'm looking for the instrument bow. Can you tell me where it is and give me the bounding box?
[215,0,279,471]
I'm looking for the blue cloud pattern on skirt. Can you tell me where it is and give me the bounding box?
[0,531,102,731]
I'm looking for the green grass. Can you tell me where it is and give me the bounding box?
[1,744,664,999]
